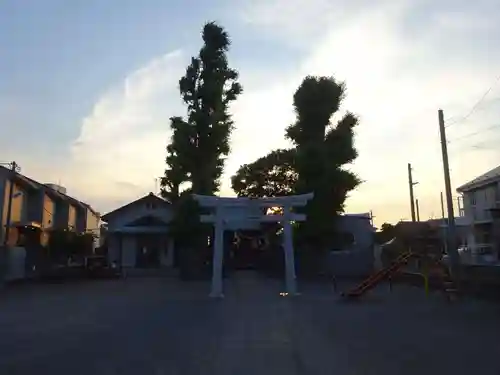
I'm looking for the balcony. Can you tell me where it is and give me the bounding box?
[472,208,493,223]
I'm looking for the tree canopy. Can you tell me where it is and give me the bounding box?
[232,76,360,249]
[160,22,242,277]
[46,228,95,264]
[231,149,297,198]
[375,223,396,244]
[161,22,242,202]
[159,21,362,278]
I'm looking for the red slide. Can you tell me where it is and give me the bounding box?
[341,251,413,298]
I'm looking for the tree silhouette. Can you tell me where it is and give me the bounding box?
[160,22,242,277]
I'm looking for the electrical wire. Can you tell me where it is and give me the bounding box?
[448,123,500,143]
[449,136,500,154]
[469,138,500,151]
[445,75,500,128]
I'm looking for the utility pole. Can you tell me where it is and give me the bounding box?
[407,163,418,222]
[1,161,17,284]
[440,192,445,220]
[438,109,460,281]
[415,198,420,222]
[3,161,17,246]
[440,191,447,253]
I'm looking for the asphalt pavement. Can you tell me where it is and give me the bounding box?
[0,272,499,375]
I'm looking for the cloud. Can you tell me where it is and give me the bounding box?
[239,0,401,48]
[232,0,500,223]
[66,50,185,205]
[64,0,500,224]
[223,81,297,185]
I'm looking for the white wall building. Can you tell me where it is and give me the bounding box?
[457,165,500,263]
[101,193,176,271]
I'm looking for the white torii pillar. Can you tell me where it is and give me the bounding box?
[193,193,314,298]
[282,206,297,295]
[211,209,225,298]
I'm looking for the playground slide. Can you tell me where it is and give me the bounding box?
[341,251,413,298]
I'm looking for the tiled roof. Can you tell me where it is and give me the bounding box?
[101,192,170,221]
[456,165,500,192]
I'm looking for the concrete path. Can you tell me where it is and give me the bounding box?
[0,272,499,374]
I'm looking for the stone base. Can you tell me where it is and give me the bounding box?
[209,292,225,298]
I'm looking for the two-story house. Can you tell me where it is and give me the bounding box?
[0,166,100,248]
[59,193,101,247]
[456,165,500,263]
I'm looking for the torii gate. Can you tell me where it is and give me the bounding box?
[193,193,314,298]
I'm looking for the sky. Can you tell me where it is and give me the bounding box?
[1,0,500,226]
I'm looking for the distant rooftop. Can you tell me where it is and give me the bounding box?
[342,212,371,219]
[427,217,470,227]
[457,165,500,193]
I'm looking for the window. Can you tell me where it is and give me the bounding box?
[470,193,476,206]
[483,231,492,244]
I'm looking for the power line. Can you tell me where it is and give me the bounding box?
[448,139,500,154]
[445,75,500,128]
[469,138,500,151]
[448,123,500,143]
[446,122,500,156]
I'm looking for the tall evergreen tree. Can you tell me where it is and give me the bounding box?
[161,22,242,199]
[160,22,242,275]
[286,76,360,248]
[160,116,193,203]
[231,77,360,249]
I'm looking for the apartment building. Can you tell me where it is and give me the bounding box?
[0,166,100,248]
[456,165,500,263]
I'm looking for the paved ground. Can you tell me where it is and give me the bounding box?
[1,272,499,375]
